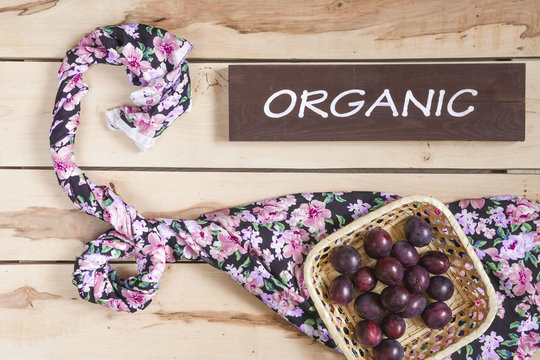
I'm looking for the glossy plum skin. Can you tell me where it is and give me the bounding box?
[328,275,355,305]
[354,320,383,348]
[403,265,431,293]
[354,267,377,292]
[391,241,420,267]
[422,301,452,329]
[427,276,455,301]
[364,228,393,259]
[380,314,406,339]
[373,339,404,360]
[420,251,451,274]
[375,257,404,285]
[399,293,427,318]
[381,285,410,313]
[404,216,433,247]
[329,245,363,274]
[354,292,386,321]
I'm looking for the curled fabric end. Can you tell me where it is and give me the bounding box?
[53,24,192,152]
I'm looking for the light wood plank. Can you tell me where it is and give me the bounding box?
[1,169,539,261]
[0,262,539,360]
[0,0,538,60]
[0,263,340,359]
[0,61,539,169]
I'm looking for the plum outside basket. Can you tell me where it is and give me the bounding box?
[304,195,497,360]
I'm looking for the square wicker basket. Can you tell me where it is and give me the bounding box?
[304,195,498,360]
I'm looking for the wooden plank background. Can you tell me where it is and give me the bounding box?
[0,1,538,359]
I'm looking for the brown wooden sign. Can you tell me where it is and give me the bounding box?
[228,64,525,141]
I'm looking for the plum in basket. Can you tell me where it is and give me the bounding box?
[422,301,452,329]
[354,266,378,292]
[427,275,455,301]
[375,256,404,285]
[391,241,420,267]
[354,292,386,321]
[381,285,410,313]
[420,251,450,274]
[373,339,404,360]
[364,228,393,259]
[328,275,355,306]
[354,320,382,348]
[329,245,362,274]
[404,216,433,247]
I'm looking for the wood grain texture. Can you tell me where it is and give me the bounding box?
[0,0,538,59]
[0,61,539,169]
[1,263,539,360]
[1,169,539,261]
[0,263,340,359]
[229,64,525,141]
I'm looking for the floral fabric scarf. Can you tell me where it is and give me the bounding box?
[51,24,539,359]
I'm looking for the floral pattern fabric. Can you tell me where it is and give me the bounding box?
[51,24,192,152]
[51,24,539,359]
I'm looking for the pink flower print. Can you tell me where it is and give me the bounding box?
[141,232,165,254]
[75,32,107,60]
[211,214,241,231]
[132,113,165,137]
[282,230,307,264]
[506,198,540,224]
[495,291,505,319]
[253,200,288,224]
[515,332,540,359]
[176,233,200,260]
[241,227,262,250]
[459,198,486,209]
[500,232,536,261]
[105,298,130,312]
[455,208,479,235]
[103,202,133,239]
[65,114,80,134]
[191,226,213,247]
[216,232,242,258]
[298,200,332,231]
[63,73,86,92]
[51,146,81,180]
[515,302,530,315]
[479,331,504,360]
[153,32,180,63]
[93,272,106,299]
[526,282,540,309]
[278,195,297,209]
[507,263,535,296]
[347,199,372,219]
[262,248,275,264]
[62,91,84,111]
[483,228,496,239]
[488,206,510,228]
[120,43,151,76]
[272,289,304,317]
[78,253,106,270]
[294,264,309,298]
[121,289,150,309]
[517,315,539,333]
[244,274,264,296]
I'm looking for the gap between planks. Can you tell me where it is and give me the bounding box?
[0,166,514,173]
[0,57,539,63]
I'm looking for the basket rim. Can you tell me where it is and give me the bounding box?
[304,195,498,360]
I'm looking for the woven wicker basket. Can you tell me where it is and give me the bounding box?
[304,195,497,360]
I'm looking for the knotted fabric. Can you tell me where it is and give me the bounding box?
[50,24,540,360]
